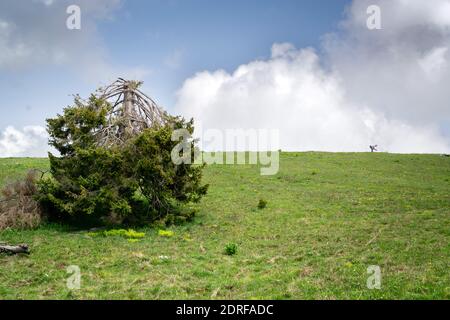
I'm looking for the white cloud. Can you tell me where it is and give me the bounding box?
[174,0,450,154]
[0,126,49,157]
[175,44,449,153]
[0,0,149,83]
[325,0,450,124]
[417,46,449,83]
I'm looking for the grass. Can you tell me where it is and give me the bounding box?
[0,152,449,299]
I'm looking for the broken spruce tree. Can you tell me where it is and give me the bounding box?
[95,78,169,146]
[38,78,208,226]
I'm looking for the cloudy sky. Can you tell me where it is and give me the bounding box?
[1,0,449,156]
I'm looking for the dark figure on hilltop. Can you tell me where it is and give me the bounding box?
[370,145,378,152]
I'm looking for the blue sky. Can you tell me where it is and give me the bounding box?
[100,0,350,96]
[0,0,350,129]
[1,0,450,155]
[102,0,350,63]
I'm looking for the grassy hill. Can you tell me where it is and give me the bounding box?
[0,153,449,299]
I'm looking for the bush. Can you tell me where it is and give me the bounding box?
[224,243,237,256]
[0,171,42,230]
[36,95,208,227]
[257,199,267,210]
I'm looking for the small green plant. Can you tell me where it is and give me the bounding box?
[257,199,267,210]
[122,229,146,239]
[88,228,145,239]
[158,229,174,237]
[224,243,237,256]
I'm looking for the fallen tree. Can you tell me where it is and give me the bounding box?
[0,243,30,255]
[37,78,208,226]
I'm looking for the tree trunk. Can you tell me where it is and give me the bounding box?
[0,244,29,254]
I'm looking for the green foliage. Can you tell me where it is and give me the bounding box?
[47,95,108,156]
[36,94,208,226]
[224,243,238,255]
[257,199,267,210]
[158,229,174,237]
[88,228,145,239]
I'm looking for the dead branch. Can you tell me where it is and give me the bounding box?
[0,243,30,255]
[94,78,170,147]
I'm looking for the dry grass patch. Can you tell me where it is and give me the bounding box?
[0,170,42,230]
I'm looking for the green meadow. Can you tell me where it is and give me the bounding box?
[0,153,449,299]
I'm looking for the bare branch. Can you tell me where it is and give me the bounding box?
[93,78,170,147]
